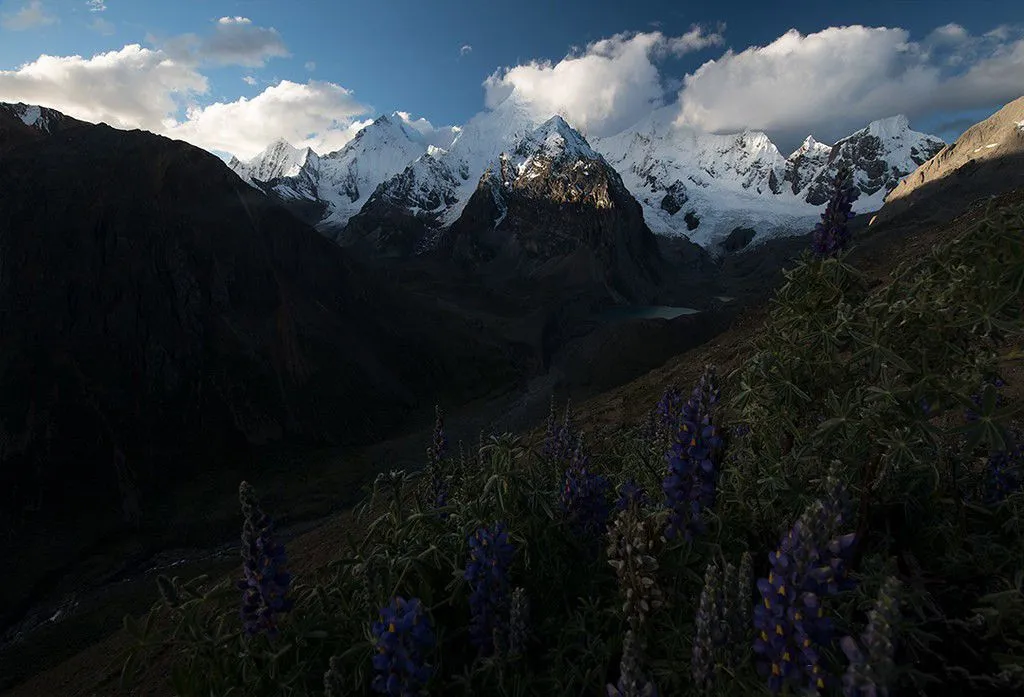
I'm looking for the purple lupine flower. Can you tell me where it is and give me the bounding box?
[615,478,651,513]
[370,596,435,696]
[753,486,857,694]
[426,405,450,517]
[840,577,901,697]
[464,522,515,655]
[652,386,684,448]
[237,481,294,638]
[811,164,859,259]
[560,435,612,540]
[662,368,724,541]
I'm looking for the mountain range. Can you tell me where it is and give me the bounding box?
[230,94,946,253]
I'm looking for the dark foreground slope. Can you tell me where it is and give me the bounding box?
[0,110,524,634]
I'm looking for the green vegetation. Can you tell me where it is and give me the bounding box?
[121,198,1023,695]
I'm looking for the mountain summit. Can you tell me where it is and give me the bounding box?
[443,115,666,303]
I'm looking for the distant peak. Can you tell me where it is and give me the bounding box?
[862,115,911,139]
[374,113,392,126]
[540,114,572,129]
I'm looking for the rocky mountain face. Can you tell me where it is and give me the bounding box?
[596,107,945,249]
[229,114,444,233]
[0,107,524,632]
[871,96,1024,227]
[783,135,833,194]
[229,138,319,185]
[442,116,666,304]
[801,115,945,207]
[229,95,946,255]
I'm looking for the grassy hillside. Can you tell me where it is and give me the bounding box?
[4,187,1023,697]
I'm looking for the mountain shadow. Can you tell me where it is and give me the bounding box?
[0,109,527,634]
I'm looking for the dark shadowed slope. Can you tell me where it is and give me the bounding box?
[0,106,525,633]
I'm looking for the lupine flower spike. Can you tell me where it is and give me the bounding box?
[693,560,722,695]
[663,365,725,541]
[426,405,450,517]
[507,586,530,658]
[464,522,516,655]
[753,481,857,694]
[812,163,859,258]
[370,596,435,696]
[606,506,664,697]
[840,577,902,697]
[560,434,612,541]
[237,481,293,638]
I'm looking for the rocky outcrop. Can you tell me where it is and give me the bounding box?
[722,226,757,253]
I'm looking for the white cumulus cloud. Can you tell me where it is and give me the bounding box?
[87,0,106,11]
[482,27,724,138]
[0,44,206,130]
[672,24,1024,150]
[165,79,374,159]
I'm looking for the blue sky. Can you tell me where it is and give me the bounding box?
[1,0,1022,158]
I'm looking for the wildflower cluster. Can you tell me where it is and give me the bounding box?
[663,365,724,541]
[811,164,859,258]
[560,435,612,540]
[464,522,516,655]
[753,482,857,693]
[606,505,664,696]
[840,576,901,697]
[237,481,294,638]
[370,596,435,696]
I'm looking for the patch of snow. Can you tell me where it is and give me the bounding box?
[19,104,41,127]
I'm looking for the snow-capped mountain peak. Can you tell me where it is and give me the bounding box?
[502,115,602,172]
[233,138,317,184]
[789,135,832,160]
[862,114,911,140]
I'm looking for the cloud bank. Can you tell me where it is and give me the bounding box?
[672,24,1024,148]
[483,27,725,138]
